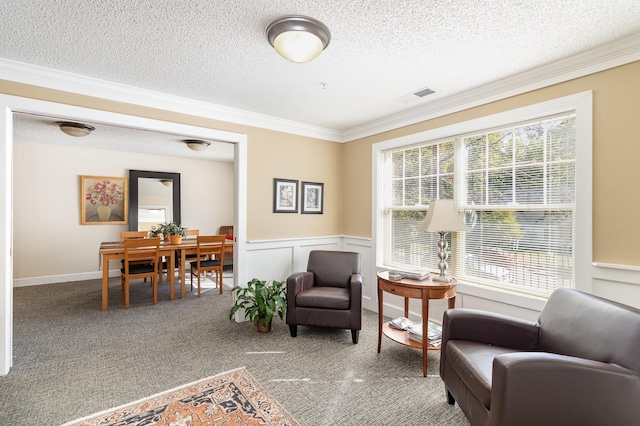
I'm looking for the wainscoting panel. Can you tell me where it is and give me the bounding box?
[244,246,294,283]
[342,237,375,310]
[245,236,343,283]
[592,263,640,309]
[244,236,378,310]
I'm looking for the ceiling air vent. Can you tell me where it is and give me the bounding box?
[413,87,435,97]
[394,86,436,104]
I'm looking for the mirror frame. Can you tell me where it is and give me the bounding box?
[128,169,181,231]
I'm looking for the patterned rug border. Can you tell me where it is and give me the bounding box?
[61,367,300,426]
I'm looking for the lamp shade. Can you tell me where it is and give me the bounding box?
[266,16,331,63]
[419,199,470,232]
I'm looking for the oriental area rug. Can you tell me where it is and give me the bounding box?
[62,367,300,426]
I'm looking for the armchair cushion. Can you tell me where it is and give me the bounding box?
[447,341,525,409]
[295,287,350,310]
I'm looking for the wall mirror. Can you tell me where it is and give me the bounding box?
[128,170,181,231]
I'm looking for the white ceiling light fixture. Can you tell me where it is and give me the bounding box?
[184,139,211,151]
[56,121,95,137]
[160,179,172,187]
[266,15,331,63]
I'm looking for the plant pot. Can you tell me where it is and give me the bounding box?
[256,319,274,333]
[169,235,183,245]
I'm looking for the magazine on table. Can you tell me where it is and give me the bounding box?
[388,268,430,281]
[407,321,443,346]
[388,316,414,330]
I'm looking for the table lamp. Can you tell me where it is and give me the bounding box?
[419,199,470,282]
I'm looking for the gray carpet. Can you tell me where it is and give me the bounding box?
[0,276,470,425]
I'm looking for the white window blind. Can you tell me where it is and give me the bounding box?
[383,113,576,297]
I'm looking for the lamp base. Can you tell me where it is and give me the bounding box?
[432,274,454,283]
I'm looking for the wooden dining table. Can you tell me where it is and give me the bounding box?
[98,238,233,310]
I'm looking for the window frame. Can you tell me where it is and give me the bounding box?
[372,92,593,301]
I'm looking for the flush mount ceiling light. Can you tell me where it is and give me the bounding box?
[56,121,95,137]
[266,15,331,63]
[184,139,211,151]
[160,179,172,187]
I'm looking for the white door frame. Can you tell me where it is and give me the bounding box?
[0,94,248,375]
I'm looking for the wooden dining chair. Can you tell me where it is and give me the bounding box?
[120,231,148,240]
[190,235,226,297]
[185,229,199,239]
[218,225,234,271]
[183,229,209,271]
[120,237,161,309]
[120,230,152,281]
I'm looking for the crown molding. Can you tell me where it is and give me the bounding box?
[342,31,640,142]
[0,58,343,142]
[1,31,638,144]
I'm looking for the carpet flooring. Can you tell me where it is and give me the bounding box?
[0,274,470,425]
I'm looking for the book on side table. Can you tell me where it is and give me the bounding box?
[388,269,431,281]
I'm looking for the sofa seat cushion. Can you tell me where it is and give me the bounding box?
[296,287,350,310]
[447,340,527,409]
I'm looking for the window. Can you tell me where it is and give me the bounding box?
[375,93,592,298]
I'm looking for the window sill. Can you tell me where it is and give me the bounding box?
[455,280,548,312]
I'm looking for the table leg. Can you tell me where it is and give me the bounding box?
[449,296,456,309]
[101,255,109,311]
[169,250,175,300]
[377,283,383,353]
[404,297,409,317]
[181,249,186,298]
[422,294,429,377]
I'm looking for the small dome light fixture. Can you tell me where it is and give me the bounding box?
[160,179,172,187]
[56,121,95,137]
[184,139,211,151]
[266,16,331,63]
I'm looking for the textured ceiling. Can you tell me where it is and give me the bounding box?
[3,1,640,159]
[12,113,235,162]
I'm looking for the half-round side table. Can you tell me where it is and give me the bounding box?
[377,270,456,376]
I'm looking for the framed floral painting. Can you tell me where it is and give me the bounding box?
[81,176,128,225]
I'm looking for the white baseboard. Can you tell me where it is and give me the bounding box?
[13,270,113,287]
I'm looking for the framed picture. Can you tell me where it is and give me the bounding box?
[273,178,298,213]
[302,181,324,214]
[81,176,128,225]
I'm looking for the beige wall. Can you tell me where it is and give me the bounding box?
[342,60,640,266]
[0,80,344,242]
[5,60,640,268]
[13,141,233,279]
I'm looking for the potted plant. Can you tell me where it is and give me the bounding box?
[229,278,287,333]
[164,222,186,244]
[149,224,165,238]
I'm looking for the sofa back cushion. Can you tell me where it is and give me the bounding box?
[307,250,360,288]
[538,288,640,373]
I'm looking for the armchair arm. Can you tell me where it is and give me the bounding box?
[490,352,640,426]
[349,273,363,329]
[287,271,314,295]
[442,308,539,351]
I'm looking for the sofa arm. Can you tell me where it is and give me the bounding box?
[442,308,539,350]
[490,352,640,426]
